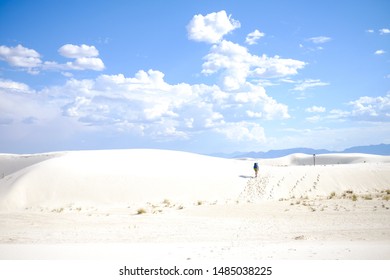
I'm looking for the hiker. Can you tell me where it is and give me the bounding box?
[253,162,259,178]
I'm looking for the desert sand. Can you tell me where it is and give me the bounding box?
[0,149,389,260]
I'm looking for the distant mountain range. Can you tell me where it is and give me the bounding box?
[210,143,390,159]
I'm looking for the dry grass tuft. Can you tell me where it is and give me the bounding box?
[136,208,147,215]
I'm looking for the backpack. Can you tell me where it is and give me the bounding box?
[254,162,259,169]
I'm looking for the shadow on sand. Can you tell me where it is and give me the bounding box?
[239,175,253,179]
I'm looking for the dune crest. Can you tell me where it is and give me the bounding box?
[1,149,390,210]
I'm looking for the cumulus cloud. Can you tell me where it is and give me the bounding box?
[322,94,390,123]
[0,44,104,73]
[187,10,240,44]
[375,49,386,55]
[72,57,105,71]
[0,78,31,92]
[349,93,390,121]
[379,28,390,35]
[202,40,305,90]
[0,78,61,130]
[1,11,307,148]
[245,29,265,45]
[214,122,266,142]
[0,44,42,73]
[58,44,99,58]
[53,44,105,71]
[307,36,332,44]
[58,70,214,137]
[306,106,326,113]
[293,79,329,91]
[19,69,287,143]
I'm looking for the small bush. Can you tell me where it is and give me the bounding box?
[351,194,358,201]
[329,192,336,199]
[136,208,147,215]
[383,195,390,201]
[52,207,64,213]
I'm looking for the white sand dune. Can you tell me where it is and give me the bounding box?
[0,149,390,260]
[0,149,248,210]
[1,150,389,210]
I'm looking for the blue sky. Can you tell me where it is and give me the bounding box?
[0,0,389,154]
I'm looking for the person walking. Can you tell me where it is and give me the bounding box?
[253,162,259,178]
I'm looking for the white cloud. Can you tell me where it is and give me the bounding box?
[229,85,290,120]
[3,68,286,143]
[253,55,306,78]
[245,29,265,45]
[0,78,31,92]
[366,29,374,33]
[307,36,332,44]
[323,94,390,123]
[58,44,99,58]
[202,40,305,90]
[0,44,42,70]
[202,40,251,90]
[379,28,390,35]
[0,44,105,73]
[327,109,351,120]
[306,106,326,113]
[0,78,59,128]
[214,122,265,142]
[72,57,105,71]
[349,93,390,121]
[293,79,329,91]
[56,44,105,71]
[187,10,240,44]
[306,115,321,123]
[375,49,386,55]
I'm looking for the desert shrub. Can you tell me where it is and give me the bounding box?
[362,195,372,200]
[351,194,358,201]
[136,208,147,215]
[162,199,171,207]
[383,195,390,201]
[329,192,336,199]
[52,208,64,213]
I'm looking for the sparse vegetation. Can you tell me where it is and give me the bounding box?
[294,235,305,240]
[162,199,171,207]
[52,207,64,213]
[329,192,336,199]
[352,194,358,201]
[362,195,373,200]
[136,208,147,215]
